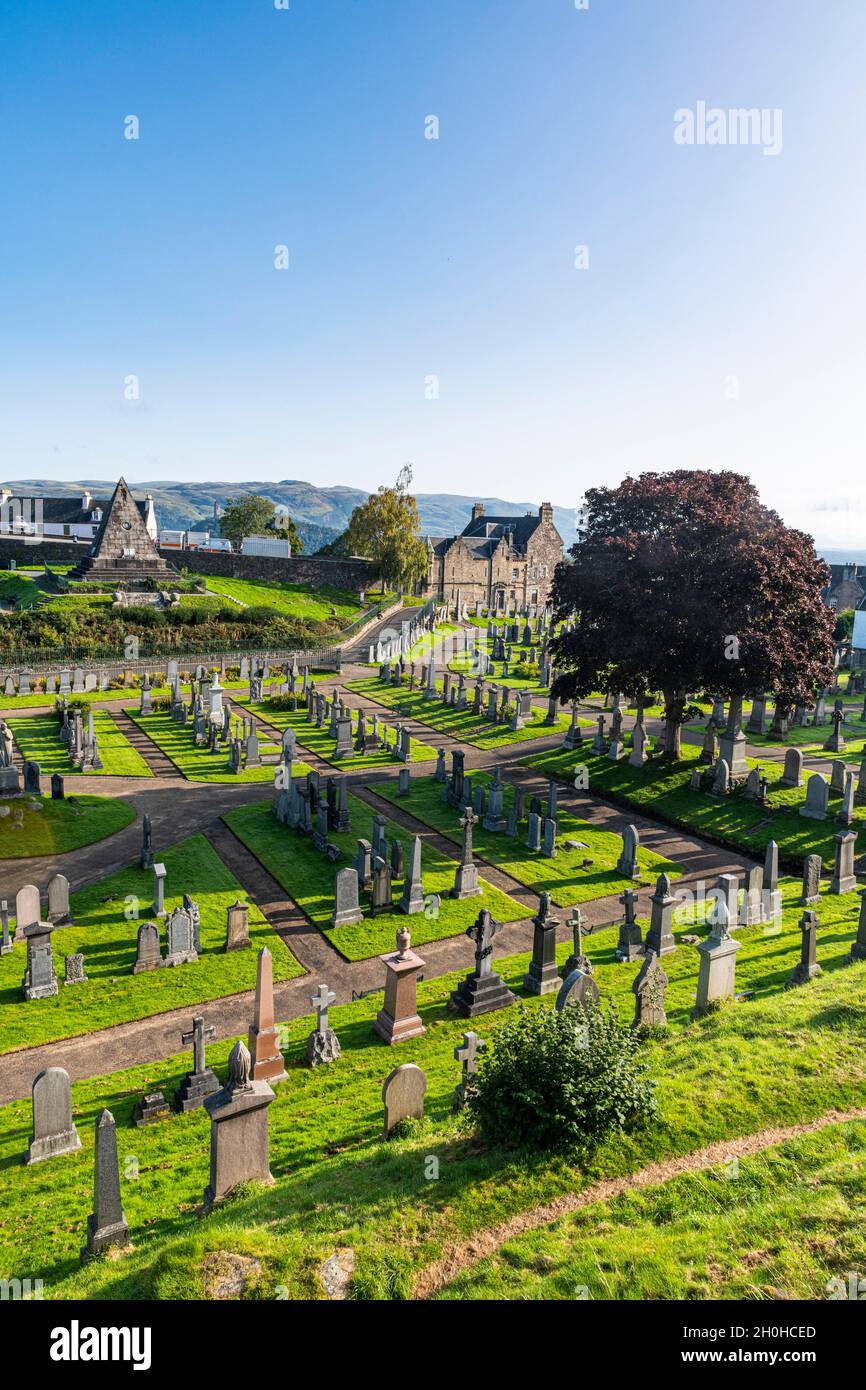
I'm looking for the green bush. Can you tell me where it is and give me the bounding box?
[467,1003,657,1153]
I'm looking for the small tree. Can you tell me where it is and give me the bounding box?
[344,469,427,592]
[550,471,835,756]
[467,1003,656,1153]
[219,494,277,549]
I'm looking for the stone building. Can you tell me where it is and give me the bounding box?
[823,563,866,612]
[0,483,157,544]
[423,502,564,611]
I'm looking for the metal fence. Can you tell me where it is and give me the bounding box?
[0,645,343,681]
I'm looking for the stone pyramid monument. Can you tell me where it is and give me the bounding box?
[70,478,176,582]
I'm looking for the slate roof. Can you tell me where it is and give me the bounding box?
[2,493,148,526]
[459,514,541,551]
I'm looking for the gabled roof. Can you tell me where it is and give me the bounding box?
[459,513,541,551]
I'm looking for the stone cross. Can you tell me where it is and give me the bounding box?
[182,1015,216,1076]
[311,983,337,1034]
[452,1030,487,1111]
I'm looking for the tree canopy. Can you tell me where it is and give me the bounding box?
[219,495,303,553]
[550,470,835,755]
[343,477,427,591]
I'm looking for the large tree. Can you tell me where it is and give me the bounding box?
[550,470,835,757]
[343,470,427,591]
[219,494,303,553]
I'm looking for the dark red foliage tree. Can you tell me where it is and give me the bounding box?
[549,470,835,757]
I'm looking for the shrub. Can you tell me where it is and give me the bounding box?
[467,1003,656,1153]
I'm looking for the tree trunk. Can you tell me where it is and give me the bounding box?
[662,689,684,758]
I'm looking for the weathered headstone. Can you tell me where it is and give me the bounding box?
[830,830,857,894]
[164,906,197,966]
[632,950,668,1028]
[47,873,72,925]
[616,824,640,879]
[524,892,561,995]
[694,901,742,1015]
[452,807,481,899]
[306,982,341,1066]
[175,1016,220,1111]
[786,909,822,988]
[615,887,644,962]
[801,853,822,906]
[399,835,425,916]
[132,921,163,973]
[64,952,87,985]
[81,1110,129,1261]
[780,747,803,789]
[799,773,829,822]
[645,872,676,956]
[224,899,251,951]
[382,1063,427,1137]
[452,1031,486,1111]
[203,1040,276,1208]
[27,1066,81,1164]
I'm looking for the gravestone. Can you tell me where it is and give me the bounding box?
[764,840,781,921]
[524,892,561,995]
[453,1031,486,1111]
[26,1067,81,1164]
[452,808,481,899]
[373,928,426,1044]
[64,953,87,985]
[615,887,644,962]
[0,901,10,956]
[849,893,866,964]
[801,854,822,906]
[694,901,742,1015]
[616,824,640,879]
[632,950,669,1028]
[23,921,59,1000]
[738,865,764,926]
[780,747,803,789]
[830,831,857,894]
[164,907,197,967]
[175,1016,220,1111]
[786,909,822,988]
[81,1110,129,1261]
[51,773,65,800]
[15,884,40,941]
[332,866,364,928]
[556,968,601,1012]
[837,772,856,827]
[46,873,72,925]
[23,761,41,796]
[132,921,163,973]
[399,835,425,915]
[224,900,251,951]
[645,872,676,956]
[450,908,516,1016]
[382,1063,427,1137]
[203,1041,276,1209]
[799,774,829,821]
[248,946,288,1084]
[152,862,167,917]
[711,758,730,797]
[306,983,341,1066]
[133,1092,171,1127]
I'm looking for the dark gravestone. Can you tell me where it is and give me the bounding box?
[524,892,561,995]
[174,1016,220,1111]
[786,909,822,988]
[450,909,516,1017]
[81,1110,130,1261]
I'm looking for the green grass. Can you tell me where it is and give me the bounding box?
[123,709,306,783]
[346,676,581,750]
[0,832,303,1053]
[435,1120,866,1300]
[6,711,152,778]
[235,698,437,770]
[401,623,461,662]
[0,793,135,858]
[525,741,865,870]
[0,574,43,610]
[199,576,361,623]
[3,875,866,1300]
[0,679,249,714]
[447,652,547,692]
[223,794,527,960]
[374,771,683,907]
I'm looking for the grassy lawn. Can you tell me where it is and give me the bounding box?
[346,676,581,750]
[0,793,135,859]
[436,1120,866,1300]
[6,711,152,778]
[525,741,865,870]
[235,698,437,770]
[447,651,547,692]
[401,623,461,662]
[374,772,683,908]
[0,832,303,1054]
[223,795,527,960]
[0,679,249,715]
[200,576,361,623]
[4,874,866,1300]
[123,709,307,784]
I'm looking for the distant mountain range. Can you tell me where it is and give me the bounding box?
[3,479,579,552]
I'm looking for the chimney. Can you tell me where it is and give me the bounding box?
[538,501,553,525]
[471,502,485,523]
[82,489,92,511]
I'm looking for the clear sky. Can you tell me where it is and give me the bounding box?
[1,0,864,547]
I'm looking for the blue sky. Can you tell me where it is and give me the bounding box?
[1,0,864,545]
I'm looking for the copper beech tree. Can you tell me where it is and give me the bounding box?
[549,471,835,757]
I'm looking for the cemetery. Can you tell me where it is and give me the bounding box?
[236,694,439,769]
[6,709,153,779]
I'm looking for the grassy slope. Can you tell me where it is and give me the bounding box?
[235,698,437,769]
[0,832,303,1053]
[435,1120,866,1300]
[223,794,527,960]
[525,742,864,869]
[200,576,360,623]
[7,711,152,778]
[0,794,135,859]
[4,876,865,1300]
[346,676,580,750]
[374,772,683,908]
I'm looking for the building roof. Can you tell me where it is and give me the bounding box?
[459,513,541,551]
[0,491,149,526]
